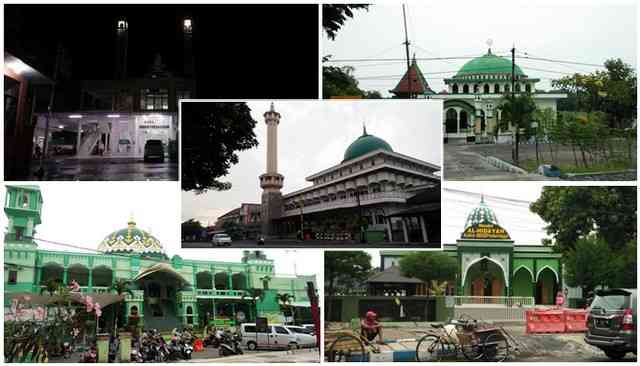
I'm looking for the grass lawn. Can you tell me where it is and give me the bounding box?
[520,159,635,174]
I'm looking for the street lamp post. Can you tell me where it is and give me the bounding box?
[356,190,366,244]
[532,121,539,163]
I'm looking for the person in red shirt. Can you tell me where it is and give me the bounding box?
[556,290,565,307]
[360,310,384,344]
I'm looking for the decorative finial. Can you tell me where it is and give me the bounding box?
[486,39,493,54]
[270,102,275,112]
[363,122,367,136]
[412,53,417,64]
[480,194,485,203]
[128,212,136,227]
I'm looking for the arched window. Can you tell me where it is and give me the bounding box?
[445,109,458,133]
[504,84,510,93]
[494,84,500,94]
[452,84,459,94]
[525,84,531,93]
[515,84,521,93]
[473,84,479,93]
[463,84,469,94]
[483,84,490,94]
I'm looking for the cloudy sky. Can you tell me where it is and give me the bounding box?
[182,100,442,226]
[324,0,637,97]
[0,183,320,277]
[443,182,549,245]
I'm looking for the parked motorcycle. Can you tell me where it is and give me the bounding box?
[218,330,243,357]
[80,345,97,363]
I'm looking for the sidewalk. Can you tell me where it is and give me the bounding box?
[187,348,320,363]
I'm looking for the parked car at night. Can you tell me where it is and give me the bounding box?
[585,288,637,360]
[211,233,232,247]
[143,139,165,162]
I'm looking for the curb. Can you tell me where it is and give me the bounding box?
[484,156,528,175]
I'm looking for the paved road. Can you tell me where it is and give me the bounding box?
[444,143,536,181]
[188,348,320,363]
[28,158,178,181]
[183,240,441,249]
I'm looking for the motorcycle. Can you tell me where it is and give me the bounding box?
[62,341,73,359]
[257,236,265,245]
[218,330,243,357]
[80,345,97,363]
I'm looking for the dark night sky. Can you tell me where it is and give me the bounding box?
[5,4,319,98]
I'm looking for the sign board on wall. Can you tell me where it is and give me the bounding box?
[462,223,510,240]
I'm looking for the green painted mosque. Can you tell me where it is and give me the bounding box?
[4,185,316,330]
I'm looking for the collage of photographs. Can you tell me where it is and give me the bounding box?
[2,0,637,364]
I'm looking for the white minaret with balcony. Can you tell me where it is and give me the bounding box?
[259,103,284,236]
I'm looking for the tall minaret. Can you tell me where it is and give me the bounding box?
[114,17,129,80]
[259,103,284,236]
[182,16,195,78]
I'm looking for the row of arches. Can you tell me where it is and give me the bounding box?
[195,271,247,290]
[40,263,113,287]
[451,83,531,95]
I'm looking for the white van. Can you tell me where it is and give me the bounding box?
[240,323,298,351]
[285,325,317,348]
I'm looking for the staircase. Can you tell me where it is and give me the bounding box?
[77,124,110,157]
[143,299,180,331]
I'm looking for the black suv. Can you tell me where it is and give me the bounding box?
[585,288,637,360]
[143,139,165,163]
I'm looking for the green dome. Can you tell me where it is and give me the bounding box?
[456,49,525,78]
[97,218,165,256]
[464,196,499,229]
[343,127,393,162]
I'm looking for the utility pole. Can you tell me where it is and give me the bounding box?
[402,4,412,99]
[40,44,63,178]
[511,44,518,163]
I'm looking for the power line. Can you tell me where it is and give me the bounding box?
[516,54,605,68]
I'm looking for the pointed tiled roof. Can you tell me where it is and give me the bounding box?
[366,265,423,284]
[390,56,435,97]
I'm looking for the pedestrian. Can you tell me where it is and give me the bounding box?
[360,310,384,344]
[555,290,565,308]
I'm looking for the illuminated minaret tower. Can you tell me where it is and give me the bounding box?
[182,16,195,78]
[259,103,284,236]
[114,17,129,80]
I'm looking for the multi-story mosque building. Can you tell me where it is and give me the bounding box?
[217,104,442,244]
[390,48,566,143]
[4,185,316,331]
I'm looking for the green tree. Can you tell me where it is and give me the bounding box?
[498,93,537,164]
[399,252,457,295]
[563,236,636,295]
[276,293,296,324]
[182,219,204,240]
[323,64,381,99]
[182,102,258,192]
[552,58,637,128]
[325,251,372,296]
[221,220,243,240]
[110,279,133,334]
[530,186,637,254]
[241,288,264,322]
[322,4,369,40]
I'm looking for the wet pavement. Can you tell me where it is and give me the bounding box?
[28,157,178,181]
[182,240,441,249]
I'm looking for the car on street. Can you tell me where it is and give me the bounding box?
[284,325,316,348]
[585,288,637,360]
[302,324,316,334]
[211,233,232,247]
[143,139,165,163]
[239,323,298,351]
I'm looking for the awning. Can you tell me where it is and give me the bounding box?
[386,202,441,217]
[133,263,190,285]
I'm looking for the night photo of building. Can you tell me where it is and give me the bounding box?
[4,5,319,181]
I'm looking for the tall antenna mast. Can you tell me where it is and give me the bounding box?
[402,4,412,99]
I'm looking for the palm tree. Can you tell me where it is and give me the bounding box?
[241,288,264,322]
[498,93,537,164]
[110,279,133,335]
[276,293,296,325]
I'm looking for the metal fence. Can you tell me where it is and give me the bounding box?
[452,296,535,322]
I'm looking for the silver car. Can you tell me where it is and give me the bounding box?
[211,233,232,247]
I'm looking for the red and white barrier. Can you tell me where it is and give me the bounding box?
[525,308,589,334]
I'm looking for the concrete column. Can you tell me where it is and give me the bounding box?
[419,216,429,243]
[401,219,409,243]
[88,268,93,292]
[63,267,68,285]
[386,219,393,242]
[456,109,460,134]
[97,334,110,363]
[76,122,83,156]
[227,271,233,290]
[119,332,132,362]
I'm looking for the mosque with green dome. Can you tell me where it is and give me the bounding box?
[4,185,317,331]
[390,48,566,143]
[215,104,442,245]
